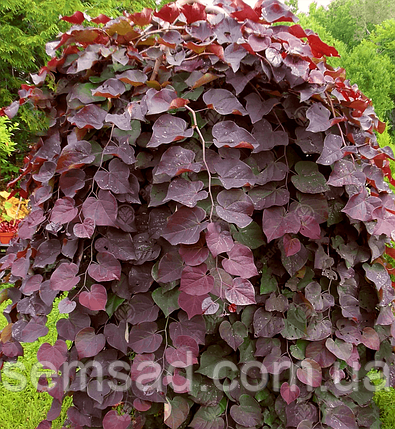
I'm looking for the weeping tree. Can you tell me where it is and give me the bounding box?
[1,1,395,428]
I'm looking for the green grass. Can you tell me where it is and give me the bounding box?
[0,288,72,429]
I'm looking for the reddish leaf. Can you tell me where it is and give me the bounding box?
[50,197,78,224]
[157,252,184,283]
[280,382,300,405]
[37,340,68,371]
[179,235,209,267]
[153,3,180,23]
[61,11,85,24]
[180,263,214,296]
[162,206,208,245]
[181,2,206,23]
[147,114,193,148]
[50,262,80,291]
[205,222,234,258]
[361,327,380,350]
[222,243,258,278]
[79,284,107,311]
[73,217,95,238]
[296,358,322,388]
[212,121,258,151]
[91,14,111,24]
[283,234,301,257]
[178,291,208,319]
[225,277,256,306]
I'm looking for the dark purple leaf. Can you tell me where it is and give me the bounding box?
[305,341,336,368]
[94,158,130,194]
[165,178,208,207]
[342,189,380,221]
[324,405,357,429]
[203,89,247,116]
[180,263,214,296]
[50,197,78,224]
[58,297,76,314]
[129,322,162,353]
[75,327,106,359]
[178,292,208,319]
[360,327,380,350]
[262,207,300,242]
[296,358,322,387]
[56,139,95,173]
[79,284,107,311]
[157,252,184,283]
[145,87,177,115]
[254,308,284,337]
[82,190,118,227]
[252,118,289,152]
[117,69,147,86]
[295,127,324,154]
[245,93,279,124]
[316,134,343,165]
[283,234,301,257]
[249,184,290,210]
[156,146,201,178]
[102,140,136,165]
[92,78,126,98]
[224,43,247,72]
[179,235,210,266]
[147,114,193,148]
[50,262,80,291]
[37,340,68,371]
[88,252,121,282]
[22,274,43,295]
[219,320,247,350]
[214,158,256,189]
[222,243,258,278]
[162,206,208,245]
[212,121,258,151]
[33,240,61,268]
[59,169,86,197]
[68,104,108,129]
[127,293,159,324]
[95,229,135,261]
[216,189,254,228]
[164,397,190,429]
[306,103,331,132]
[104,321,129,355]
[205,222,234,258]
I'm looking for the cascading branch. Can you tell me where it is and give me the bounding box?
[1,0,395,427]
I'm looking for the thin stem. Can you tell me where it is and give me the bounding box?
[325,91,347,147]
[151,55,163,82]
[185,105,214,222]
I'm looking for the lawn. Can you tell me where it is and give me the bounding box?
[0,287,394,428]
[0,289,72,429]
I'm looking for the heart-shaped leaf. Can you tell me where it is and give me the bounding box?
[296,358,322,387]
[75,327,106,359]
[37,340,68,371]
[280,382,300,405]
[79,284,107,311]
[103,410,131,429]
[180,263,214,296]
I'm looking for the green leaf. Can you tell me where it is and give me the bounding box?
[189,405,225,429]
[239,337,256,363]
[230,221,265,249]
[105,293,125,318]
[260,264,278,294]
[290,339,309,360]
[281,303,307,340]
[152,286,180,317]
[196,345,238,380]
